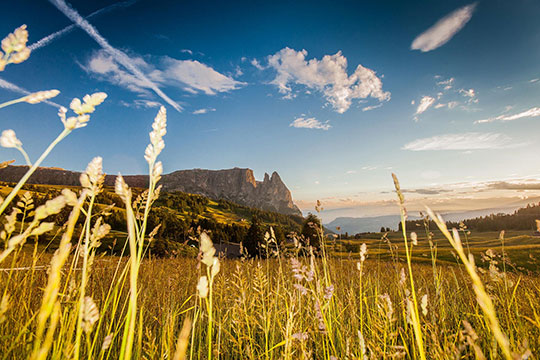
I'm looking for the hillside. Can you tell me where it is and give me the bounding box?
[0,165,302,216]
[0,181,304,251]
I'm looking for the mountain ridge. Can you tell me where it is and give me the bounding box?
[0,165,302,216]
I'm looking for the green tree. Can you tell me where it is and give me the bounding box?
[301,213,322,249]
[243,216,264,257]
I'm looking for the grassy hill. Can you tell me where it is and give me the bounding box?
[0,181,304,255]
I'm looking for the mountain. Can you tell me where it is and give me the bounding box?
[325,215,420,234]
[325,206,523,234]
[0,165,302,216]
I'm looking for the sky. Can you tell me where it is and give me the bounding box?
[0,0,539,222]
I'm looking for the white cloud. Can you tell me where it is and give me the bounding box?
[403,132,515,151]
[436,77,454,87]
[530,78,539,83]
[362,103,383,111]
[180,49,193,55]
[346,170,357,174]
[267,47,390,113]
[85,50,245,98]
[476,107,540,123]
[162,58,246,95]
[459,88,476,98]
[411,3,477,52]
[192,108,216,115]
[0,77,61,108]
[250,58,265,70]
[434,101,459,109]
[120,99,162,109]
[290,116,331,130]
[415,96,435,115]
[361,166,378,171]
[49,0,183,112]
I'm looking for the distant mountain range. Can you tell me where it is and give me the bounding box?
[0,165,302,216]
[324,206,524,234]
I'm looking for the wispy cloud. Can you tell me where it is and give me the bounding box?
[162,57,246,95]
[411,3,477,52]
[414,95,435,119]
[180,49,193,55]
[476,107,540,123]
[120,99,162,109]
[192,108,216,115]
[250,58,265,70]
[362,103,383,111]
[30,0,140,51]
[0,77,61,108]
[361,165,378,171]
[403,132,515,151]
[85,50,245,98]
[49,0,183,112]
[267,47,390,113]
[290,116,331,130]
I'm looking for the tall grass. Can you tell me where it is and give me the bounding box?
[0,25,538,359]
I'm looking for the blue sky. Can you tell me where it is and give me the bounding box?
[1,0,540,221]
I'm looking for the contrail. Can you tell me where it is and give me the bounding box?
[48,0,183,112]
[29,0,140,51]
[0,77,62,108]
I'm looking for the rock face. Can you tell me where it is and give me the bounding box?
[161,168,302,216]
[0,166,302,216]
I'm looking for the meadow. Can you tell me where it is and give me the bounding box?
[0,25,538,359]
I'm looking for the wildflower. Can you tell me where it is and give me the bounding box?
[411,232,418,246]
[22,90,59,104]
[115,174,131,203]
[34,195,66,220]
[200,232,217,267]
[197,276,209,298]
[405,298,414,325]
[0,129,22,148]
[80,156,104,192]
[293,283,308,296]
[82,296,100,333]
[60,92,107,130]
[70,93,107,115]
[314,301,326,331]
[399,267,406,287]
[144,106,167,164]
[292,332,309,341]
[0,25,31,68]
[324,285,335,300]
[421,294,428,316]
[378,293,394,321]
[359,243,367,262]
[358,331,368,360]
[101,334,113,351]
[0,293,9,323]
[290,258,304,280]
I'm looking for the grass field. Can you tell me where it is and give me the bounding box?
[1,237,539,359]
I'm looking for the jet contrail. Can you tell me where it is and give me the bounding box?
[48,0,183,112]
[0,77,61,108]
[29,0,140,51]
